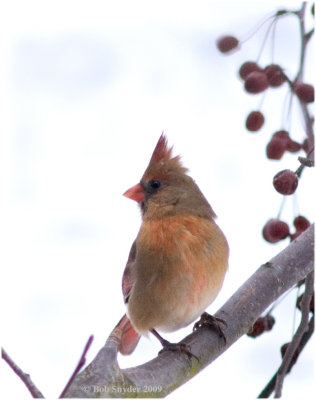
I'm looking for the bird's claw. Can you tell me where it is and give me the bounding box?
[194,312,227,344]
[158,341,199,361]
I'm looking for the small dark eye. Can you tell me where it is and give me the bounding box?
[149,180,161,190]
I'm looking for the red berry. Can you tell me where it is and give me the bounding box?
[273,169,298,195]
[247,315,275,337]
[293,216,310,231]
[266,138,286,159]
[246,111,265,131]
[265,64,286,87]
[281,343,289,358]
[267,130,301,159]
[297,293,314,313]
[281,343,299,371]
[291,216,310,241]
[216,35,239,53]
[272,130,290,141]
[263,219,290,243]
[294,82,314,103]
[239,61,261,80]
[245,71,269,94]
[286,139,301,153]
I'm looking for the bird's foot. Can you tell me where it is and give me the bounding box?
[158,341,199,361]
[151,329,198,361]
[193,312,227,344]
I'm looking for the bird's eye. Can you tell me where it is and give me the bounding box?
[149,180,161,190]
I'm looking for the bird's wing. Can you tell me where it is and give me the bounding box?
[122,240,136,304]
[119,240,141,355]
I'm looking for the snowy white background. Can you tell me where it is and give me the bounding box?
[0,0,315,398]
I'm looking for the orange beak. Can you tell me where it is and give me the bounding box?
[123,183,145,203]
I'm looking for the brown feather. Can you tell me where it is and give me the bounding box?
[122,240,136,304]
[142,133,188,181]
[117,314,141,355]
[148,133,172,164]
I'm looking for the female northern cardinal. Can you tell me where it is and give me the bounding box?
[118,133,229,356]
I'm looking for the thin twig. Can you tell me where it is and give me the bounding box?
[1,348,44,398]
[59,335,94,398]
[258,314,314,398]
[274,271,314,398]
[300,100,315,155]
[298,155,315,167]
[295,2,307,81]
[295,2,314,158]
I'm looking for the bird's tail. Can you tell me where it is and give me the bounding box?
[117,314,141,355]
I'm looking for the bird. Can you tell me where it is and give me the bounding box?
[117,133,229,357]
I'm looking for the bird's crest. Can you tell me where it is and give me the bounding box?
[143,133,188,179]
[149,133,173,165]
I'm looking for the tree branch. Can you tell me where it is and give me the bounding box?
[59,335,94,398]
[295,1,314,160]
[258,314,314,398]
[1,348,44,398]
[274,271,314,398]
[295,1,307,82]
[61,224,314,398]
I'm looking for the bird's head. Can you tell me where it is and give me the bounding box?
[123,133,215,220]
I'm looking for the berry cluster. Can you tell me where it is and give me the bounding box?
[216,8,314,398]
[262,215,310,243]
[266,130,301,160]
[216,4,314,246]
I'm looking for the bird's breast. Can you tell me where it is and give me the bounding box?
[138,215,215,255]
[128,214,229,333]
[137,215,228,300]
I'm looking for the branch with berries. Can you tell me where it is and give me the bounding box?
[217,2,314,396]
[216,2,314,175]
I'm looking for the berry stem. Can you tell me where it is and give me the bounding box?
[256,17,277,63]
[240,12,276,43]
[281,89,294,131]
[292,193,300,218]
[276,196,286,219]
[295,164,305,178]
[294,2,314,161]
